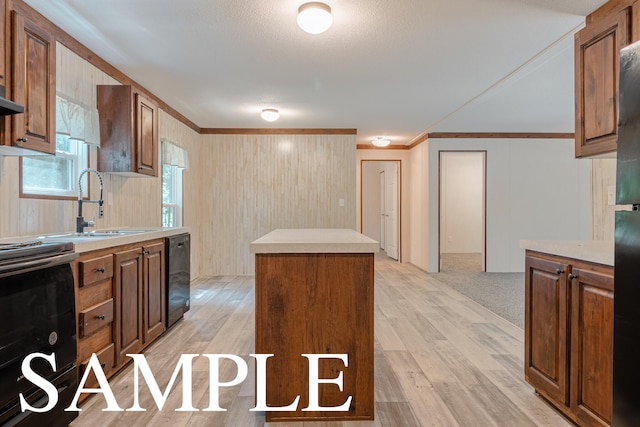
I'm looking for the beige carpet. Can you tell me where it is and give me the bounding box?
[435,253,524,328]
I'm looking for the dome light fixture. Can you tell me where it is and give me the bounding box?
[371,137,391,147]
[261,108,280,122]
[297,2,333,35]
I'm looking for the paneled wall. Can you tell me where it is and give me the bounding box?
[0,44,202,277]
[199,134,356,275]
[591,158,616,241]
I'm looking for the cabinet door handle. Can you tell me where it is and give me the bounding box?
[556,268,564,275]
[569,273,578,280]
[16,136,27,143]
[95,267,105,273]
[95,315,105,320]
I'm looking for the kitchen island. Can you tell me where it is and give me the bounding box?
[519,240,614,427]
[250,228,378,422]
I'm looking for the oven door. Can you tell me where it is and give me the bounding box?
[0,252,77,413]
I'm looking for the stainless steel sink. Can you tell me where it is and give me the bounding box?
[40,229,153,239]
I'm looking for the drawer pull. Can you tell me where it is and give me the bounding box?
[556,268,564,275]
[95,315,105,320]
[95,267,105,273]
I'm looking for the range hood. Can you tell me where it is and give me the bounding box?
[0,85,24,116]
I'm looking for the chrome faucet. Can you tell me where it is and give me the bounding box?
[76,168,104,233]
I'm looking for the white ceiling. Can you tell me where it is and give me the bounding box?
[23,0,608,145]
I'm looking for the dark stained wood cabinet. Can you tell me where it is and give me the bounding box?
[524,254,570,405]
[575,5,629,158]
[142,241,166,344]
[97,85,159,176]
[74,251,116,400]
[0,9,55,154]
[73,239,168,402]
[570,267,614,427]
[114,247,144,365]
[255,253,374,422]
[525,251,614,427]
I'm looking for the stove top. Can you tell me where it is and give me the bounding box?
[0,240,74,263]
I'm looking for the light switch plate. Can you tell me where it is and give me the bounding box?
[338,198,345,207]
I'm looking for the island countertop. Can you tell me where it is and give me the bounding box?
[250,228,379,254]
[519,239,614,266]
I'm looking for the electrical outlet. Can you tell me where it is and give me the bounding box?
[339,198,345,207]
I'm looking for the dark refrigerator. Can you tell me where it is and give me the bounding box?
[614,40,640,426]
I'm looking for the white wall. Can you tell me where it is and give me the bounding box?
[440,152,484,253]
[357,150,412,263]
[428,138,591,272]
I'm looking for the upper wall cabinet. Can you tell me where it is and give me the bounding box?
[573,0,640,158]
[0,10,55,155]
[97,85,158,177]
[574,4,631,158]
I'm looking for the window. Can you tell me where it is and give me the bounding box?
[162,163,183,227]
[21,134,88,198]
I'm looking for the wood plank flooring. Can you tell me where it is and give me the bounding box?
[70,256,571,427]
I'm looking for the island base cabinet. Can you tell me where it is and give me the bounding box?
[255,253,374,422]
[524,251,613,427]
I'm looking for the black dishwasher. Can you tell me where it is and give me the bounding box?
[165,233,190,328]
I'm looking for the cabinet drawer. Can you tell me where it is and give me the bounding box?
[79,255,114,288]
[79,299,114,338]
[80,343,115,386]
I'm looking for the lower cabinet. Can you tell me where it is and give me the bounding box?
[75,239,166,390]
[114,247,144,364]
[142,242,166,344]
[525,251,613,427]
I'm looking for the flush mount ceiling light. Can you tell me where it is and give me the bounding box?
[371,137,391,147]
[261,108,280,122]
[297,2,333,34]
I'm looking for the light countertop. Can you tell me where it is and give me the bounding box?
[250,228,379,254]
[0,227,189,253]
[519,240,614,266]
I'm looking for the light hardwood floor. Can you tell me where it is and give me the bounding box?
[70,256,571,427]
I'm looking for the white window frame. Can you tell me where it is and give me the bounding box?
[21,135,89,199]
[162,164,183,227]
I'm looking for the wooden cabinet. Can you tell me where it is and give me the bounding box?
[74,239,167,389]
[255,253,374,422]
[524,255,570,405]
[572,0,640,158]
[114,247,144,364]
[74,252,116,392]
[0,9,55,154]
[570,267,614,427]
[142,241,166,344]
[525,251,613,426]
[97,85,159,177]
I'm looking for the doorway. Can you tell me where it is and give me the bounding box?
[438,151,486,272]
[361,160,401,261]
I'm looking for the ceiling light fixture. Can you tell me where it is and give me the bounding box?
[371,137,391,147]
[297,2,333,35]
[261,108,280,122]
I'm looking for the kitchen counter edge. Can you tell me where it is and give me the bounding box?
[519,239,614,267]
[250,228,379,254]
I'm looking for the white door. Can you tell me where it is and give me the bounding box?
[379,170,385,251]
[385,163,399,260]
